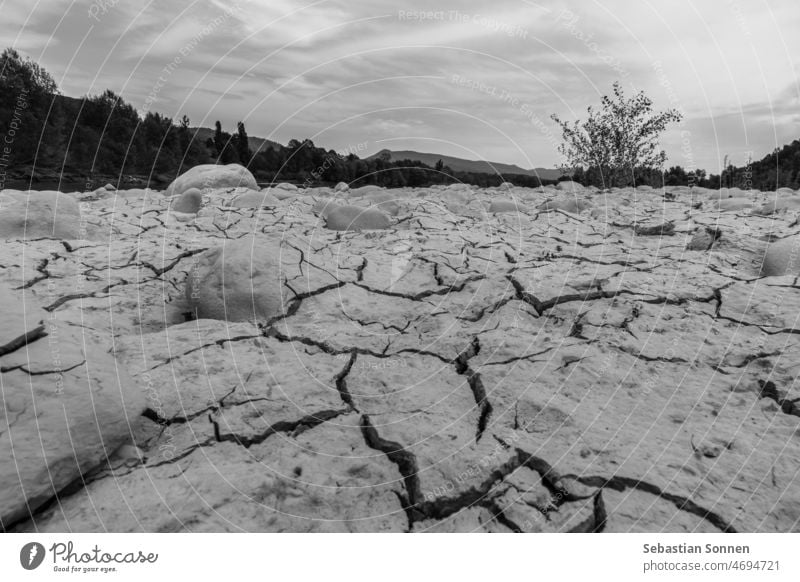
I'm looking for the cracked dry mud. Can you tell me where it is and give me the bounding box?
[2,181,800,533]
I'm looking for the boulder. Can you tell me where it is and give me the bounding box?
[324,205,392,231]
[275,183,298,192]
[312,197,344,218]
[230,190,280,209]
[0,190,83,240]
[489,198,525,213]
[761,235,800,276]
[0,286,145,528]
[334,182,350,192]
[165,164,258,196]
[185,236,290,322]
[170,188,203,214]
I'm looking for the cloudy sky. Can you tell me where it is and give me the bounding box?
[3,0,799,172]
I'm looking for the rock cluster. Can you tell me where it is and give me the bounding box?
[2,177,800,533]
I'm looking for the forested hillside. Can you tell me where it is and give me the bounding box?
[3,47,798,191]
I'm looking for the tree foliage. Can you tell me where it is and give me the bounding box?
[552,82,683,187]
[0,48,57,99]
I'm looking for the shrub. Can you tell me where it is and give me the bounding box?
[551,82,682,188]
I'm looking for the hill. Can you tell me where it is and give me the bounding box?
[367,149,563,181]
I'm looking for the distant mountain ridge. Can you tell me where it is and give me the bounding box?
[367,149,563,180]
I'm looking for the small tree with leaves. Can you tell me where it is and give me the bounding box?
[235,121,251,166]
[213,120,225,158]
[551,82,682,188]
[0,48,58,101]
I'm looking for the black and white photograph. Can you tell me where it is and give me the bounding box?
[1,0,799,578]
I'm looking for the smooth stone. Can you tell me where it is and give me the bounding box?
[165,164,258,196]
[185,235,290,322]
[761,235,800,276]
[324,205,391,231]
[171,188,203,213]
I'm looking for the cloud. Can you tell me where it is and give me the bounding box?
[3,0,799,170]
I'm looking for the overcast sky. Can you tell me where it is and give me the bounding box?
[3,0,799,172]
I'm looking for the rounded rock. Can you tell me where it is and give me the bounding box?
[166,163,258,196]
[761,235,800,276]
[185,236,289,322]
[556,180,584,193]
[312,197,344,218]
[324,205,392,231]
[171,188,204,213]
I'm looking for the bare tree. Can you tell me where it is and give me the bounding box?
[551,82,683,187]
